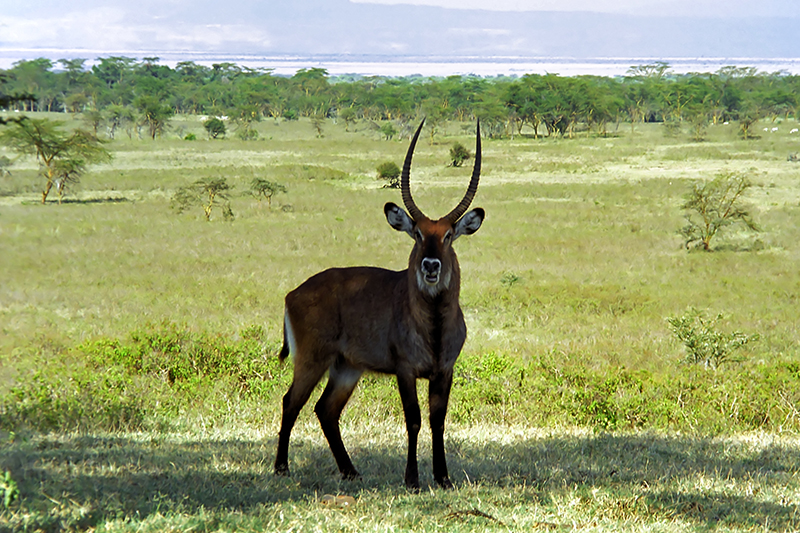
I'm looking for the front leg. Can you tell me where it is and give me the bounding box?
[397,373,421,490]
[429,371,454,489]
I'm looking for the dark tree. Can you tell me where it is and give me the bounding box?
[204,117,226,139]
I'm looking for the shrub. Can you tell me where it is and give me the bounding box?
[449,142,472,167]
[380,122,397,140]
[0,323,284,432]
[376,161,401,188]
[236,128,259,140]
[667,308,759,368]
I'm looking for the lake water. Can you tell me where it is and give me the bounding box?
[2,51,800,77]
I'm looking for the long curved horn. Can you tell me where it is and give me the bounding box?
[401,119,426,221]
[445,120,481,223]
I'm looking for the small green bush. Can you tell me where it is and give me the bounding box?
[380,122,397,140]
[449,142,472,167]
[376,161,401,188]
[667,308,759,368]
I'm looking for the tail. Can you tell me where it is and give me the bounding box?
[278,323,290,362]
[278,308,295,362]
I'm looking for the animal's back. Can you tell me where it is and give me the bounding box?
[281,266,407,371]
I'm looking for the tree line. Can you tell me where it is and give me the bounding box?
[2,57,799,140]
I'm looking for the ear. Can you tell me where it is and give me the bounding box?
[384,202,414,237]
[453,208,484,240]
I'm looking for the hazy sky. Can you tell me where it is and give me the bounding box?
[352,0,796,17]
[1,0,798,66]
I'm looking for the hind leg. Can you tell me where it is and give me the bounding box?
[315,358,363,480]
[274,359,330,477]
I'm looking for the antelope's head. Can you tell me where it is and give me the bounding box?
[385,120,485,296]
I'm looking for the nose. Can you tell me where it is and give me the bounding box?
[421,258,441,275]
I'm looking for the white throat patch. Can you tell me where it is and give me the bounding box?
[416,268,451,296]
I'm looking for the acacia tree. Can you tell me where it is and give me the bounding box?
[172,177,234,221]
[203,117,226,139]
[0,117,111,203]
[310,112,325,137]
[0,73,33,126]
[135,95,173,139]
[679,171,759,251]
[249,178,287,208]
[339,107,357,131]
[232,104,260,140]
[737,98,763,140]
[104,104,137,139]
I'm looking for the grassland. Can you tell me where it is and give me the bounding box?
[1,115,800,531]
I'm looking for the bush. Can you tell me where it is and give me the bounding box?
[667,308,759,368]
[380,122,397,140]
[376,161,401,188]
[236,128,259,140]
[0,323,284,432]
[449,142,472,167]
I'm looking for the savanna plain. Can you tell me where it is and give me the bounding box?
[1,115,800,532]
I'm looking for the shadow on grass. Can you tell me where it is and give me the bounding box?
[17,196,132,206]
[1,430,798,530]
[55,196,132,205]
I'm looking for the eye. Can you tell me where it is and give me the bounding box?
[415,229,424,242]
[443,231,452,244]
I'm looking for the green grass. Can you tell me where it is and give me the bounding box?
[2,115,800,531]
[2,425,798,532]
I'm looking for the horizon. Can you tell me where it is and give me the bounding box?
[3,52,800,78]
[2,1,799,74]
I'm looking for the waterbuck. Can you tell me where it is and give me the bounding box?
[274,120,484,490]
